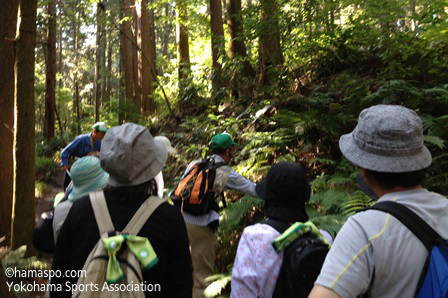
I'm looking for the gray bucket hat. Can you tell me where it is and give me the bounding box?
[100,123,167,186]
[339,105,432,173]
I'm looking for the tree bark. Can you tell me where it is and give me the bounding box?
[73,6,81,134]
[58,0,63,89]
[0,0,18,247]
[12,0,37,254]
[136,1,144,112]
[121,0,135,102]
[176,0,191,110]
[119,44,126,124]
[132,5,141,110]
[148,0,157,112]
[258,0,284,86]
[138,0,156,113]
[95,3,103,122]
[210,0,225,94]
[105,32,112,104]
[226,0,254,78]
[44,0,56,140]
[176,1,191,80]
[100,8,107,107]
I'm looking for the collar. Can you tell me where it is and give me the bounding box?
[378,188,429,203]
[265,206,309,223]
[211,154,225,164]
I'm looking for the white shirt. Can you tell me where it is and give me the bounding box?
[154,172,164,198]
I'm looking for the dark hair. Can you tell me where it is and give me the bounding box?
[107,178,158,199]
[211,147,229,155]
[367,169,425,189]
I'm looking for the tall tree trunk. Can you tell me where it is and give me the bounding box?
[12,0,37,253]
[73,7,81,134]
[258,0,284,87]
[100,8,107,108]
[105,33,112,104]
[58,0,63,89]
[226,0,254,78]
[94,4,103,122]
[44,0,56,140]
[148,0,157,112]
[176,2,191,79]
[176,0,191,110]
[138,0,156,114]
[136,1,144,112]
[162,3,172,57]
[132,6,141,110]
[0,0,18,247]
[210,0,225,96]
[121,0,135,102]
[119,44,126,124]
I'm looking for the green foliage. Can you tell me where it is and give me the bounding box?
[204,275,232,298]
[1,244,51,297]
[31,1,448,297]
[35,181,51,199]
[35,156,58,182]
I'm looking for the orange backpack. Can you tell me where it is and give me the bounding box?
[171,158,226,215]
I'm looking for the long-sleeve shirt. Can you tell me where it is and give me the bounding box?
[60,133,101,167]
[183,155,258,226]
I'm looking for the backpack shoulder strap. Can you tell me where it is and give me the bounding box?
[122,196,165,235]
[366,201,442,250]
[89,191,115,236]
[208,157,226,169]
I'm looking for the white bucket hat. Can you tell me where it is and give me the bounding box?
[339,105,432,173]
[154,136,178,154]
[100,123,167,186]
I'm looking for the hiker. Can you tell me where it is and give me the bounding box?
[60,121,108,190]
[309,105,448,298]
[33,156,109,254]
[171,132,258,298]
[51,123,193,297]
[231,162,332,298]
[154,135,178,198]
[53,156,109,243]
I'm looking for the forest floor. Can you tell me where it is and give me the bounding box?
[35,170,65,221]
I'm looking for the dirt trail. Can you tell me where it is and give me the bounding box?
[35,170,65,221]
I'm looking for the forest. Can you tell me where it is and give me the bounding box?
[0,0,447,296]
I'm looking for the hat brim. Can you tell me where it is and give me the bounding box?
[167,147,178,154]
[68,171,109,201]
[108,140,167,187]
[97,128,107,133]
[339,133,432,173]
[255,179,268,200]
[211,142,239,149]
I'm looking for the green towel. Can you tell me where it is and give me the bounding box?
[271,221,331,253]
[102,234,158,284]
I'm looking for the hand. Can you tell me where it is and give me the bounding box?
[62,165,69,172]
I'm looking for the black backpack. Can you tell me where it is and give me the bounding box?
[171,158,226,215]
[264,218,330,298]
